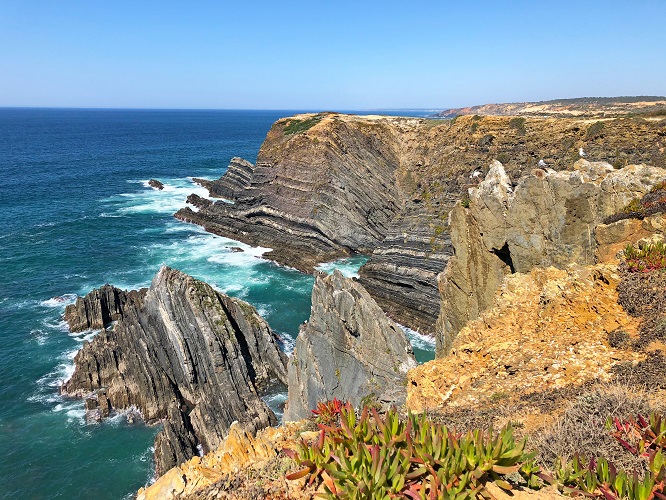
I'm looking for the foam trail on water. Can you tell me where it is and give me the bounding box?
[104,178,212,215]
[315,255,369,278]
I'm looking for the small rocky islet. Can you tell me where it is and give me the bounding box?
[59,100,666,498]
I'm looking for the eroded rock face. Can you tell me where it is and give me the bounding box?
[177,115,405,272]
[284,270,416,421]
[437,160,666,355]
[61,266,288,475]
[410,265,644,411]
[358,204,453,333]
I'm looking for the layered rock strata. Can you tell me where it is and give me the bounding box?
[284,270,417,421]
[438,160,666,356]
[179,113,666,336]
[61,266,288,475]
[64,284,143,332]
[193,157,254,200]
[177,114,405,272]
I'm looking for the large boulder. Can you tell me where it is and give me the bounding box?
[61,266,288,475]
[284,271,416,421]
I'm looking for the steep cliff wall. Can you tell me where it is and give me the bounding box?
[61,267,287,475]
[438,161,666,356]
[179,112,666,335]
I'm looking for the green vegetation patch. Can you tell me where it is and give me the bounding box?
[285,399,666,499]
[286,403,542,498]
[603,180,666,224]
[509,117,527,135]
[624,242,666,273]
[283,114,324,135]
[585,121,605,139]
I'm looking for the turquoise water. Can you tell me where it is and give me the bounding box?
[0,108,433,498]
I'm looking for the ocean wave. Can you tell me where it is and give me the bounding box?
[40,293,78,308]
[315,255,369,278]
[106,177,213,215]
[399,324,436,351]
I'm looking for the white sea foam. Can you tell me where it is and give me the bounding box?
[40,293,78,308]
[278,333,296,355]
[398,324,436,352]
[107,177,213,215]
[315,255,369,278]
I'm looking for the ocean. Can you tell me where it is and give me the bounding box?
[0,108,434,499]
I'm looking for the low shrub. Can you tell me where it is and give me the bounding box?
[602,180,666,224]
[509,117,526,136]
[285,400,666,498]
[286,404,542,498]
[624,242,666,273]
[283,115,324,134]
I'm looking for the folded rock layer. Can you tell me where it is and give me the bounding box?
[61,266,288,475]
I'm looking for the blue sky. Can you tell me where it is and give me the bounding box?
[0,0,664,109]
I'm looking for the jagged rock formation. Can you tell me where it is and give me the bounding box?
[284,270,416,421]
[409,264,644,411]
[193,157,254,200]
[64,284,144,332]
[178,112,666,335]
[437,160,666,356]
[137,421,314,500]
[61,266,288,475]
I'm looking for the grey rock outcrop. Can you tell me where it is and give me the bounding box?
[61,266,287,475]
[64,285,143,332]
[437,160,666,356]
[284,270,417,421]
[148,179,165,190]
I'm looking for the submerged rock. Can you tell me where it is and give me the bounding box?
[61,266,287,475]
[284,270,416,421]
[148,179,164,190]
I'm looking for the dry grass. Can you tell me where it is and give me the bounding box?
[530,384,663,475]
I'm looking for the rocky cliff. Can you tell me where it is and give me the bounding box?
[284,270,416,421]
[61,267,287,475]
[438,160,666,356]
[437,96,666,118]
[193,157,255,200]
[409,264,644,412]
[178,112,666,336]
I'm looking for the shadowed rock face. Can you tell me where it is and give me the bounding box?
[284,270,417,421]
[438,161,666,356]
[61,266,288,476]
[177,112,666,336]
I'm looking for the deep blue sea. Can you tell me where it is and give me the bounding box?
[0,108,434,499]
